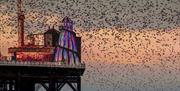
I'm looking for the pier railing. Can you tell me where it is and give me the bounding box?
[0,60,85,68]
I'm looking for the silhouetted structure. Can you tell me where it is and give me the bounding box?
[0,1,85,91]
[44,26,60,47]
[17,0,25,47]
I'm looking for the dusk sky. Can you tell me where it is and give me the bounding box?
[0,0,180,91]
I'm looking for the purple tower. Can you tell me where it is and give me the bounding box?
[54,17,80,65]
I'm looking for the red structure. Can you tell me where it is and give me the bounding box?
[8,0,59,62]
[8,47,54,61]
[17,0,25,47]
[9,25,55,61]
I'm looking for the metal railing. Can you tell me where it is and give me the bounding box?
[0,60,85,68]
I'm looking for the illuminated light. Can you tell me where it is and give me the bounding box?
[58,48,63,62]
[16,55,20,58]
[15,52,52,61]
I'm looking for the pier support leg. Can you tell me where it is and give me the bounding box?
[49,78,56,91]
[77,77,81,91]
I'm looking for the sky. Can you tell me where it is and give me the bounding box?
[0,0,180,91]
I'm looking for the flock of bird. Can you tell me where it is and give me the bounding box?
[0,0,180,91]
